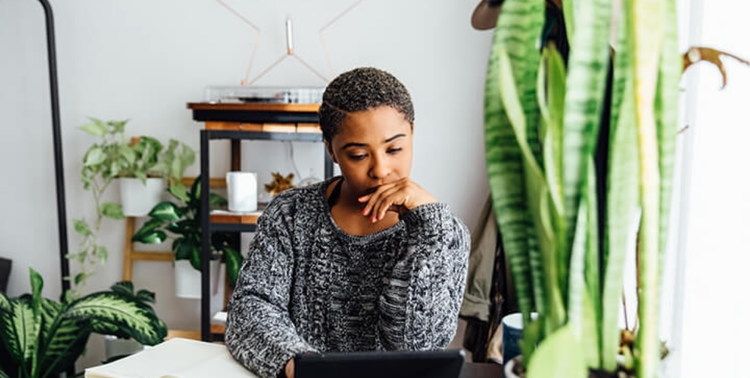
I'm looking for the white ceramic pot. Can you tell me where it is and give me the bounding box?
[174,260,221,299]
[104,335,143,360]
[119,177,166,217]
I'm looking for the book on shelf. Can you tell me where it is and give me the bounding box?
[85,338,258,378]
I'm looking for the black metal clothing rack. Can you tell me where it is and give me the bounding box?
[36,0,71,293]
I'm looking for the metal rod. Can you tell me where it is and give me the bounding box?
[200,131,211,341]
[37,0,71,293]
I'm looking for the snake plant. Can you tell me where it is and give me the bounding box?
[0,268,167,378]
[484,0,680,377]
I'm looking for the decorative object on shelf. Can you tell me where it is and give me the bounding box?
[264,172,295,197]
[130,176,243,293]
[226,171,258,212]
[0,268,167,378]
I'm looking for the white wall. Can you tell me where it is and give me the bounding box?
[677,1,750,377]
[0,0,492,369]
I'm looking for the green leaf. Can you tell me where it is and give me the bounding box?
[136,289,156,305]
[108,119,129,134]
[64,292,167,345]
[78,120,108,136]
[224,247,243,288]
[148,201,181,221]
[96,246,108,265]
[527,325,587,378]
[119,144,136,166]
[209,193,228,208]
[110,281,134,296]
[83,147,106,167]
[73,219,92,237]
[0,299,36,369]
[0,367,9,378]
[135,230,167,245]
[101,202,125,219]
[168,183,190,203]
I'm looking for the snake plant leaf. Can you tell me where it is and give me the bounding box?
[562,0,575,42]
[631,0,666,376]
[62,292,167,345]
[225,246,243,289]
[656,0,680,285]
[495,0,546,166]
[100,202,125,220]
[498,48,555,330]
[561,0,612,248]
[567,175,599,368]
[148,201,182,221]
[542,45,570,301]
[485,23,535,324]
[527,324,587,378]
[602,59,639,372]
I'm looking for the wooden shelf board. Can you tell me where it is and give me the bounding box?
[187,102,320,112]
[210,213,260,225]
[181,176,226,189]
[131,251,174,262]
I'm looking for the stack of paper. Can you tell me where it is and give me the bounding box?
[85,338,258,378]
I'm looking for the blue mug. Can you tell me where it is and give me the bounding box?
[501,313,525,364]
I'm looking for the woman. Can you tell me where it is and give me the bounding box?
[226,67,470,378]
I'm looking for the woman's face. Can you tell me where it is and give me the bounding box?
[326,106,413,197]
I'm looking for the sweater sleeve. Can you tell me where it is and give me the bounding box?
[225,200,316,378]
[377,202,471,350]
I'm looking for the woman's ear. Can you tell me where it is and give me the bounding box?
[325,141,338,164]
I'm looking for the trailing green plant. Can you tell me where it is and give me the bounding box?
[71,118,195,297]
[131,176,243,288]
[0,268,167,378]
[483,0,681,377]
[71,118,130,296]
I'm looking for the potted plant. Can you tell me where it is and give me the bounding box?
[117,136,196,217]
[0,268,167,378]
[131,176,243,299]
[72,118,195,296]
[483,0,680,377]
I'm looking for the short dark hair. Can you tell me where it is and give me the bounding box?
[318,67,415,143]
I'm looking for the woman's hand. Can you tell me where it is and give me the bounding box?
[285,358,295,378]
[358,178,437,222]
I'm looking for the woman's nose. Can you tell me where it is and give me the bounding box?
[369,154,390,179]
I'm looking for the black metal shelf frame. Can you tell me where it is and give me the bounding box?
[198,126,334,341]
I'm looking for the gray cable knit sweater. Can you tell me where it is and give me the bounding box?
[226,177,470,378]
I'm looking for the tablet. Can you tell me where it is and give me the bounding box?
[295,349,465,378]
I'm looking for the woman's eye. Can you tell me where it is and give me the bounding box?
[387,148,403,154]
[349,154,366,161]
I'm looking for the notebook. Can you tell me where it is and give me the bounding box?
[84,338,258,378]
[295,349,465,378]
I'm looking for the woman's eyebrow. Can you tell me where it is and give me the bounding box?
[342,134,406,150]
